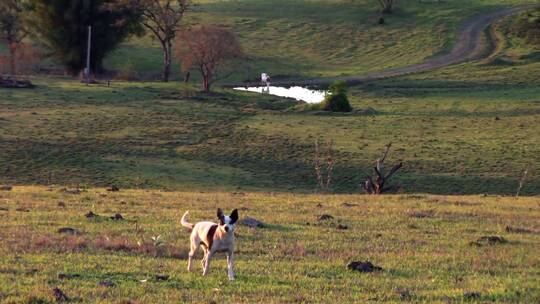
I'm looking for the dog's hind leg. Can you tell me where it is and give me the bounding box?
[188,236,200,272]
[226,250,235,280]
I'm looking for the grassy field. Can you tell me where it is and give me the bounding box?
[0,186,538,303]
[1,2,539,303]
[103,0,539,82]
[2,15,538,195]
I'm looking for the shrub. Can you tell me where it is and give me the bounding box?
[323,81,352,112]
[511,8,540,47]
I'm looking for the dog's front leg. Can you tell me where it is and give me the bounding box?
[227,251,235,280]
[202,251,213,276]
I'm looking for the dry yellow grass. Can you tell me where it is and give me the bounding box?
[0,186,538,303]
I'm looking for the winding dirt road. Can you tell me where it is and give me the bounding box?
[230,4,539,87]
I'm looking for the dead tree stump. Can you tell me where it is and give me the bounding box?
[363,143,402,194]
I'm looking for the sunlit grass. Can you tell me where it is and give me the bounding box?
[0,186,538,302]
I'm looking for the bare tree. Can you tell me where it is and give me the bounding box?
[515,166,530,197]
[377,0,396,14]
[138,0,190,82]
[363,143,402,194]
[314,139,335,193]
[175,26,242,92]
[0,0,28,75]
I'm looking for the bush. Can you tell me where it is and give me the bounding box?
[323,81,352,112]
[511,8,540,47]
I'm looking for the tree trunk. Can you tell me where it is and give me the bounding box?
[202,66,212,92]
[204,76,211,92]
[202,74,209,92]
[381,7,392,14]
[8,44,17,76]
[162,40,172,82]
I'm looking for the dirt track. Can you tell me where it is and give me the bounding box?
[229,4,539,88]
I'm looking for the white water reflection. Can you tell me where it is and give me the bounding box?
[234,86,327,104]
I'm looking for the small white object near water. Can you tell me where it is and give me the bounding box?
[261,73,270,84]
[234,86,327,104]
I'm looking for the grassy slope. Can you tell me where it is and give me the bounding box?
[0,186,538,303]
[104,0,537,82]
[1,3,539,195]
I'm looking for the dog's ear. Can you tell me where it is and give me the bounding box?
[230,209,239,224]
[217,208,225,224]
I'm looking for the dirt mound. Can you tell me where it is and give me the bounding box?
[0,77,34,88]
[470,235,507,246]
[347,261,383,273]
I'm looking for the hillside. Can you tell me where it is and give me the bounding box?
[0,1,539,195]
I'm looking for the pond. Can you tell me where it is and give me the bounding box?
[234,86,327,104]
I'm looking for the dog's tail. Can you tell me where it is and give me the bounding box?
[181,211,194,231]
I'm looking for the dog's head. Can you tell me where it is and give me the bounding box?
[217,208,238,233]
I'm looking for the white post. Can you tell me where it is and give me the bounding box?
[86,26,92,85]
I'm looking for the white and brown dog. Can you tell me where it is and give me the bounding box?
[181,208,238,280]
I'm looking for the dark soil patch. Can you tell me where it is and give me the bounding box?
[0,78,34,88]
[408,210,435,218]
[58,273,81,280]
[347,261,383,273]
[336,224,348,230]
[397,288,413,301]
[155,274,169,281]
[240,217,265,228]
[57,227,79,235]
[62,188,82,195]
[99,280,116,287]
[85,211,98,218]
[0,185,13,191]
[107,185,120,192]
[111,213,124,220]
[52,287,69,302]
[506,225,538,234]
[470,235,507,246]
[318,214,334,221]
[463,291,481,300]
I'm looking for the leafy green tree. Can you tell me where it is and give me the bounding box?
[25,0,143,75]
[137,0,190,82]
[323,81,352,112]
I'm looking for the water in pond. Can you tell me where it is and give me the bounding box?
[234,86,327,104]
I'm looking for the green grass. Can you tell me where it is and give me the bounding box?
[1,2,539,195]
[1,3,539,303]
[0,186,538,303]
[103,0,539,82]
[1,71,538,195]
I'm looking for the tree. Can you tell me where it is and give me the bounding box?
[363,143,403,194]
[377,0,396,14]
[25,0,143,76]
[323,81,352,112]
[0,0,28,75]
[175,26,242,92]
[136,0,189,82]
